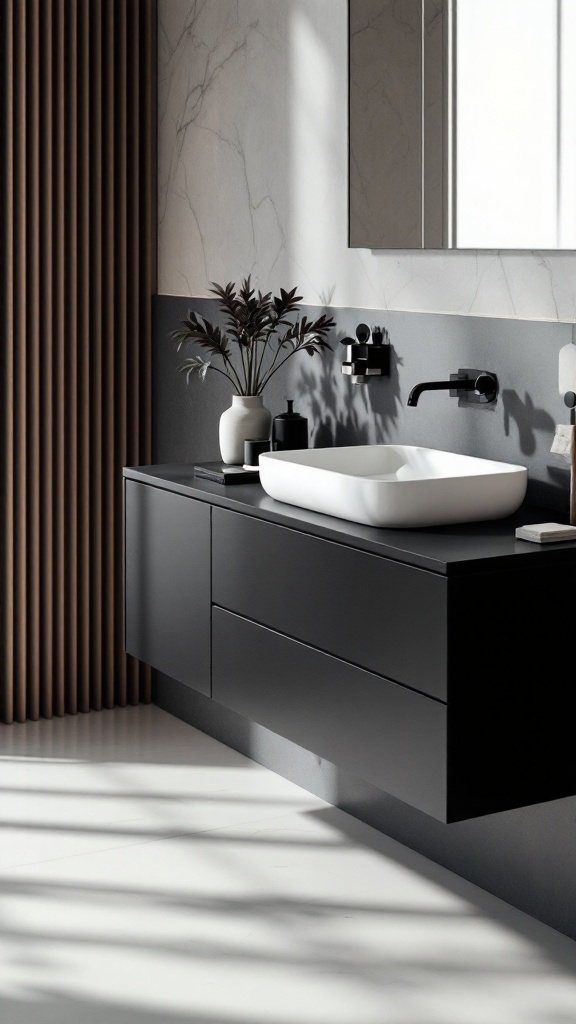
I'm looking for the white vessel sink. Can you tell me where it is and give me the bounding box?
[259,445,528,529]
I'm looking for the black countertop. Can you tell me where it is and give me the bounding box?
[123,464,576,576]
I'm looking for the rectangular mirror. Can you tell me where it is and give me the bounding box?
[349,0,576,250]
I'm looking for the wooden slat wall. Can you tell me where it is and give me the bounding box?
[0,0,156,724]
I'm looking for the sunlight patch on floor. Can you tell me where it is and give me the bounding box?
[0,705,575,1024]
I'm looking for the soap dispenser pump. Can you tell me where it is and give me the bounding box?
[272,399,308,451]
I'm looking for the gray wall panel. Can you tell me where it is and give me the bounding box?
[153,296,573,512]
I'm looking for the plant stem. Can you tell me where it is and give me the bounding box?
[221,352,245,394]
[237,335,249,392]
[245,341,251,394]
[248,338,256,394]
[254,319,279,389]
[206,364,237,387]
[257,336,287,392]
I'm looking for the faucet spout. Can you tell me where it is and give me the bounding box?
[407,378,474,407]
[407,371,498,407]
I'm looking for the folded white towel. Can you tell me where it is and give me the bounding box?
[515,522,576,543]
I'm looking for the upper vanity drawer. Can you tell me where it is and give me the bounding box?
[212,507,447,700]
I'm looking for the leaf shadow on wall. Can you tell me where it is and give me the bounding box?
[501,389,555,457]
[292,326,403,448]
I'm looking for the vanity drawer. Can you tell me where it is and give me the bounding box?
[212,507,447,699]
[212,607,447,820]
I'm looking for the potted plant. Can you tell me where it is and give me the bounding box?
[172,277,335,464]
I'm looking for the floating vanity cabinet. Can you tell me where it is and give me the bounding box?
[124,479,211,696]
[123,465,576,823]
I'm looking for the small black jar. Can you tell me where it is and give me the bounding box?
[272,400,308,451]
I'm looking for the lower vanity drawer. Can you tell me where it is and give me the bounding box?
[212,607,447,821]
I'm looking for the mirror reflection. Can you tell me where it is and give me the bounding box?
[349,0,576,250]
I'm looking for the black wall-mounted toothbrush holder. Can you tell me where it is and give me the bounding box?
[341,323,390,384]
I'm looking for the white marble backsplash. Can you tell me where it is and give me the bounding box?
[159,0,576,322]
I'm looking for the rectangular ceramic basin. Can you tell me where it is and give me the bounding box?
[259,445,528,528]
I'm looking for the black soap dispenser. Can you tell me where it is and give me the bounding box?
[272,399,308,451]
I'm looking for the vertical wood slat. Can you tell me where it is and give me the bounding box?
[65,0,78,715]
[103,0,116,709]
[1,0,15,725]
[40,0,54,720]
[26,0,40,722]
[115,0,128,708]
[89,0,103,713]
[78,0,91,714]
[53,0,66,718]
[13,0,27,723]
[126,0,140,706]
[0,0,157,725]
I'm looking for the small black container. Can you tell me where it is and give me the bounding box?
[272,399,308,451]
[243,438,270,468]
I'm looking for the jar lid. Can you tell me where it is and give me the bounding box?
[275,399,306,420]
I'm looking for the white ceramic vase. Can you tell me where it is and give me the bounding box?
[219,395,271,465]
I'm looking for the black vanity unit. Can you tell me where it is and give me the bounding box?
[124,465,576,824]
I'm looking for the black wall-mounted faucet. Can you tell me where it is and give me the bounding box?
[407,369,498,407]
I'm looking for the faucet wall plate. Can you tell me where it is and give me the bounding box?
[450,368,498,405]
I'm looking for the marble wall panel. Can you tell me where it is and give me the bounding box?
[159,0,576,320]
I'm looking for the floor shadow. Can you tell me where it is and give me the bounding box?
[0,705,257,767]
[0,875,479,919]
[0,785,304,805]
[0,817,345,846]
[308,805,576,973]
[0,993,281,1024]
[1,819,575,1024]
[2,707,576,1023]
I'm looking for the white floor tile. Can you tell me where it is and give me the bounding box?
[0,705,575,1024]
[0,707,323,870]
